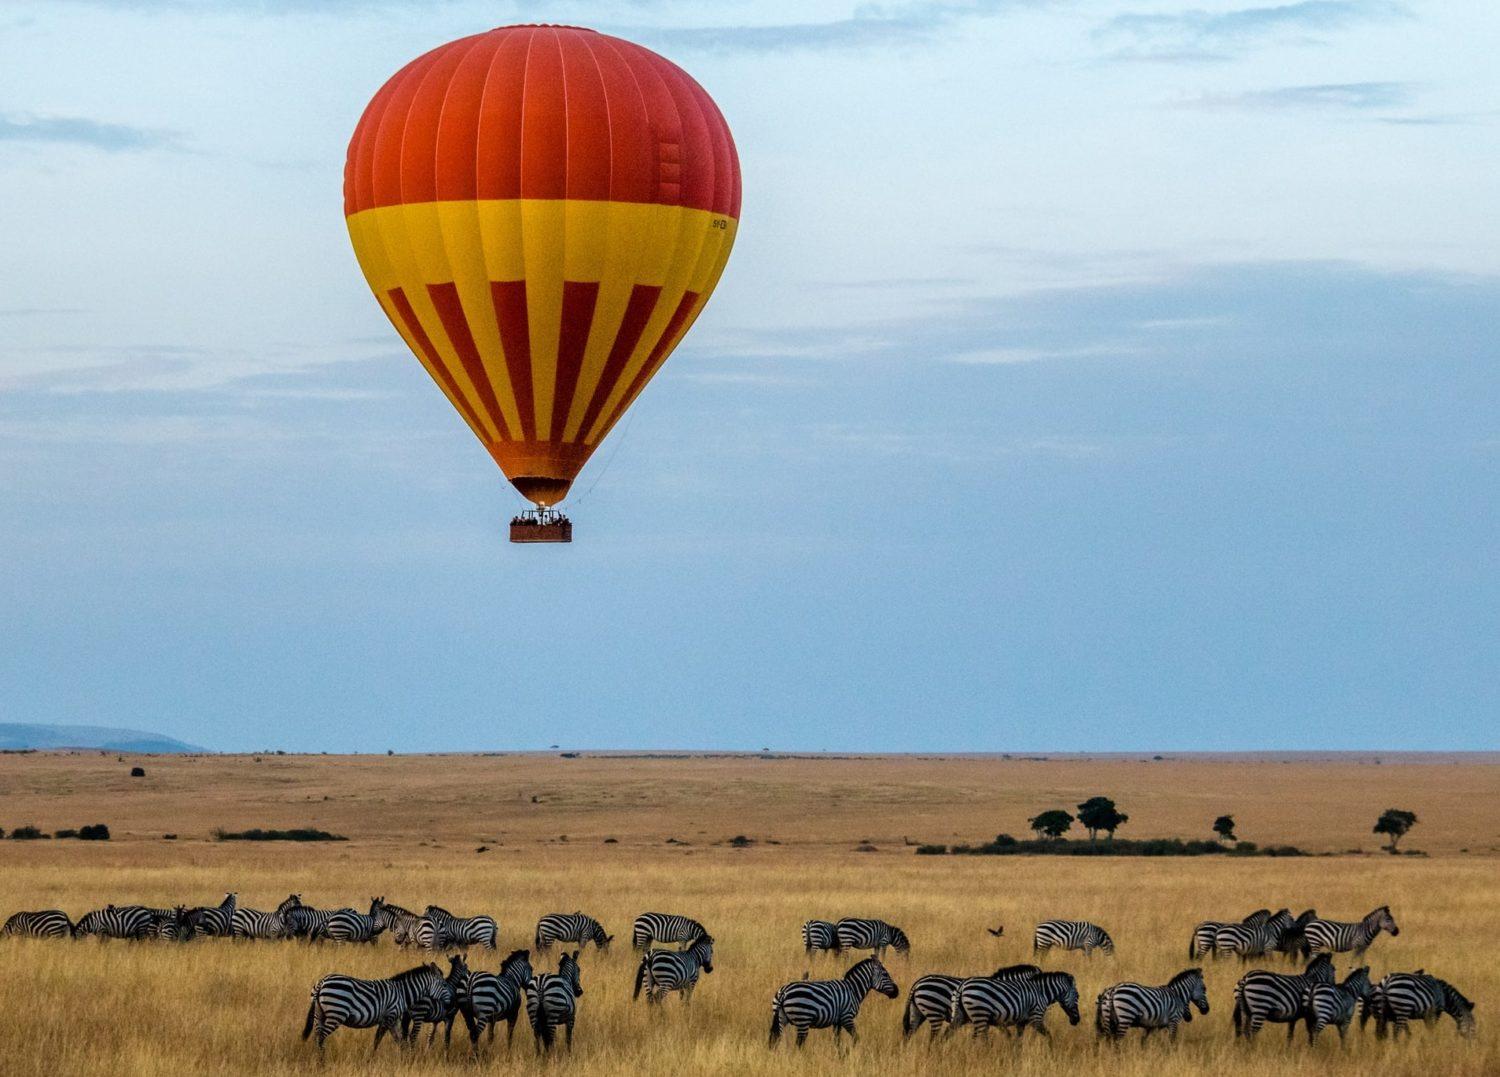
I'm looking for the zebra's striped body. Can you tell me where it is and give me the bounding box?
[403,955,467,1046]
[632,912,708,950]
[185,893,237,938]
[835,918,910,958]
[1033,919,1113,958]
[1272,909,1319,962]
[525,951,583,1052]
[301,963,447,1052]
[1214,908,1293,962]
[1364,972,1475,1039]
[232,895,300,940]
[1304,906,1398,958]
[377,901,422,947]
[768,956,898,1047]
[75,905,154,940]
[1190,909,1270,959]
[315,899,389,944]
[1232,953,1334,1039]
[903,965,1040,1039]
[459,949,533,1050]
[3,909,73,939]
[1302,966,1371,1042]
[535,912,611,952]
[952,969,1080,1038]
[801,919,840,956]
[285,903,338,941]
[633,935,714,1004]
[145,906,193,942]
[418,904,497,951]
[1095,968,1208,1040]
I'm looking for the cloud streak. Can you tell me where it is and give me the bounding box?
[1096,0,1405,62]
[0,113,178,152]
[645,0,1026,54]
[1184,80,1414,112]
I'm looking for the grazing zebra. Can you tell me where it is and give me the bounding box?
[633,935,715,1004]
[314,898,389,944]
[632,912,708,950]
[1302,965,1371,1043]
[284,901,338,941]
[1033,919,1113,958]
[459,949,533,1051]
[535,912,611,952]
[1303,906,1398,958]
[1214,908,1293,962]
[768,956,899,1047]
[418,904,498,951]
[952,969,1081,1038]
[835,918,911,958]
[145,906,193,942]
[301,962,448,1052]
[1364,971,1476,1039]
[903,965,1040,1039]
[1190,909,1271,959]
[376,900,423,947]
[801,920,840,957]
[525,950,584,1053]
[184,893,237,938]
[2,909,74,939]
[1095,968,1209,1040]
[1272,909,1319,962]
[232,895,299,940]
[403,955,468,1046]
[1232,953,1335,1039]
[74,904,154,940]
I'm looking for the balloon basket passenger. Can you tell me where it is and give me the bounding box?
[510,508,572,544]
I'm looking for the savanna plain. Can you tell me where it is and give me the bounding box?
[1,751,1497,1076]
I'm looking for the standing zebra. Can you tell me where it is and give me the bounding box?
[1095,968,1208,1041]
[418,904,498,951]
[314,898,389,944]
[535,912,612,952]
[1033,919,1113,958]
[185,893,237,938]
[1213,908,1293,962]
[404,955,468,1046]
[231,895,299,940]
[632,912,708,950]
[952,969,1080,1038]
[376,900,423,947]
[145,906,193,942]
[633,935,714,1004]
[74,904,154,940]
[835,918,911,958]
[1364,971,1476,1039]
[1232,952,1335,1039]
[459,949,533,1051]
[1272,909,1319,962]
[903,965,1040,1040]
[1190,909,1270,959]
[301,962,448,1053]
[1301,965,1371,1043]
[284,902,338,941]
[1303,906,1398,958]
[801,920,840,957]
[768,956,899,1048]
[525,950,584,1053]
[3,910,74,939]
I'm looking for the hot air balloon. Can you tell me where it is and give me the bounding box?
[344,25,742,542]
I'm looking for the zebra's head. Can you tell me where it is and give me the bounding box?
[690,934,715,973]
[446,953,470,987]
[1344,966,1373,998]
[846,957,899,999]
[1305,953,1335,983]
[500,949,533,983]
[275,894,301,916]
[1095,928,1115,955]
[1440,980,1476,1036]
[889,926,911,955]
[1243,908,1272,926]
[1042,971,1081,1024]
[1171,968,1209,1015]
[591,921,614,951]
[1370,905,1399,937]
[1266,908,1293,933]
[559,950,584,997]
[989,963,1042,981]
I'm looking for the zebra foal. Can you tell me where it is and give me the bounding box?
[1302,965,1371,1043]
[634,934,714,1004]
[1096,968,1208,1041]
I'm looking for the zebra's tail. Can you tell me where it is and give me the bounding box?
[769,990,786,1046]
[301,997,317,1041]
[900,991,921,1037]
[632,953,649,1001]
[1095,990,1109,1037]
[948,985,967,1027]
[1231,984,1245,1037]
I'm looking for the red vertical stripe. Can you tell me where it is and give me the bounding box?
[553,281,601,443]
[489,280,536,441]
[426,283,507,438]
[602,291,699,435]
[387,287,488,437]
[575,284,661,441]
[519,30,568,200]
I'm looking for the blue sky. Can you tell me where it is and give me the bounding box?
[1,0,1495,752]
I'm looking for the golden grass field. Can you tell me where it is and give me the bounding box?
[0,751,1496,1076]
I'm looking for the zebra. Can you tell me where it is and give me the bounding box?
[835,918,911,958]
[3,910,74,939]
[403,954,468,1046]
[1232,952,1334,1039]
[145,906,193,942]
[902,965,1041,1040]
[458,949,533,1052]
[801,919,840,957]
[632,912,708,950]
[184,893,237,938]
[74,904,154,940]
[284,901,338,941]
[1033,919,1113,958]
[534,912,612,952]
[417,904,498,951]
[525,950,584,1053]
[1364,971,1476,1039]
[1272,909,1319,962]
[1302,965,1371,1043]
[1190,909,1271,959]
[1095,968,1209,1041]
[1214,908,1293,962]
[768,956,899,1047]
[301,962,449,1052]
[1303,905,1398,958]
[314,898,389,943]
[231,895,299,940]
[374,900,422,947]
[951,969,1081,1038]
[633,934,714,1004]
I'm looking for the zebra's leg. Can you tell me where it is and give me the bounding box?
[843,1019,859,1047]
[1142,1026,1155,1041]
[565,1015,575,1051]
[1286,1018,1297,1042]
[683,983,695,1005]
[794,1026,808,1048]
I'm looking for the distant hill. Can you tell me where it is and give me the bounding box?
[0,723,206,753]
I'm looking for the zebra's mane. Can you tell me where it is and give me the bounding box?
[844,956,885,980]
[425,904,453,916]
[1439,980,1474,1013]
[499,949,531,975]
[381,900,417,917]
[1168,968,1204,989]
[989,963,1041,979]
[1291,908,1317,927]
[388,963,443,985]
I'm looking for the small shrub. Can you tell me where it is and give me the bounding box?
[79,824,110,841]
[55,828,79,839]
[915,844,947,855]
[213,827,347,842]
[9,826,48,840]
[855,843,878,852]
[129,767,145,778]
[603,837,618,844]
[163,834,177,841]
[729,835,753,847]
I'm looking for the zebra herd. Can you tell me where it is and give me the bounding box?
[4,896,1477,1055]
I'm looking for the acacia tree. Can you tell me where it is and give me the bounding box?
[1213,815,1237,843]
[1374,809,1418,852]
[1029,810,1074,841]
[1076,796,1128,842]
